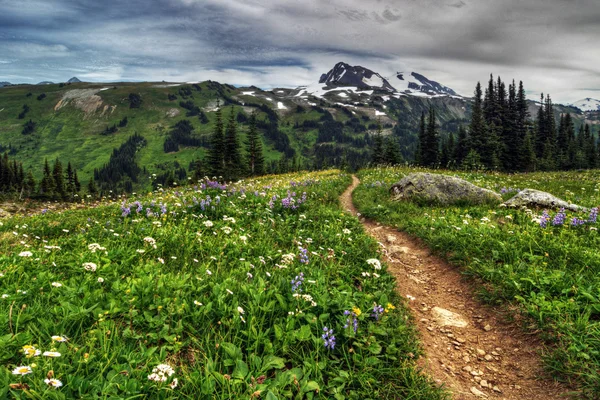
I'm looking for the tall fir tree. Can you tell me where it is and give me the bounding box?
[422,108,439,167]
[207,100,225,178]
[245,112,265,176]
[371,121,385,165]
[52,159,66,199]
[415,112,426,165]
[383,136,402,165]
[66,161,75,196]
[454,125,469,166]
[40,158,55,197]
[469,82,487,164]
[223,107,242,180]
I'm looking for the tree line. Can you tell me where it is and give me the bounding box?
[0,153,81,200]
[414,75,598,171]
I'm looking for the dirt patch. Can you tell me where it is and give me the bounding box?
[340,176,572,400]
[55,88,108,117]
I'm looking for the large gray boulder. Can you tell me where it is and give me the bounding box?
[503,189,585,212]
[390,173,502,205]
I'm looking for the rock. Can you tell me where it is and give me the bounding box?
[503,188,585,212]
[390,173,501,206]
[386,235,397,243]
[431,307,469,328]
[483,324,492,332]
[166,108,180,118]
[470,387,488,397]
[492,386,502,393]
[484,354,493,361]
[480,380,489,388]
[476,349,486,356]
[388,245,409,256]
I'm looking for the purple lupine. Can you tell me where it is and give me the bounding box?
[372,304,384,321]
[588,207,598,223]
[571,217,586,226]
[160,204,167,215]
[552,208,566,226]
[343,310,359,333]
[121,204,131,217]
[299,248,309,264]
[291,272,304,293]
[322,327,336,350]
[539,210,550,228]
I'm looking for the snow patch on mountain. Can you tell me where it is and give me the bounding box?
[569,98,600,112]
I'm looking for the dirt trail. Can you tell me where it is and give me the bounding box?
[341,176,570,400]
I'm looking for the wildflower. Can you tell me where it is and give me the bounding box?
[12,366,33,375]
[352,306,362,316]
[321,327,336,350]
[342,228,351,234]
[291,272,305,293]
[51,282,62,288]
[194,300,203,306]
[143,237,157,249]
[51,336,68,342]
[366,258,381,270]
[237,306,245,314]
[82,262,97,272]
[43,351,61,358]
[539,210,550,228]
[372,304,385,321]
[169,378,178,389]
[552,208,566,226]
[19,251,33,257]
[343,310,359,333]
[298,248,309,264]
[44,378,63,388]
[203,220,214,227]
[23,345,41,358]
[1,294,8,299]
[97,277,104,283]
[588,207,598,223]
[226,289,233,295]
[88,243,106,252]
[247,272,253,279]
[385,303,396,313]
[158,258,164,264]
[206,269,212,275]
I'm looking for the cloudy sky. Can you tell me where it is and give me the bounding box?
[1,0,598,103]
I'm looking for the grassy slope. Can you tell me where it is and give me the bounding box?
[0,170,447,399]
[353,166,600,398]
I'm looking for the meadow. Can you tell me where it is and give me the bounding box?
[353,166,600,398]
[0,170,447,399]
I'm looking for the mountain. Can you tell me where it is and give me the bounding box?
[317,61,459,97]
[37,81,54,85]
[67,77,82,83]
[0,82,11,88]
[319,62,396,92]
[569,98,600,112]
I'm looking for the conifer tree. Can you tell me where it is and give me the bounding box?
[245,112,265,176]
[468,82,487,164]
[515,81,530,170]
[422,108,439,167]
[415,112,426,165]
[383,136,402,165]
[88,177,97,197]
[224,107,242,180]
[371,122,385,165]
[66,162,75,197]
[40,159,55,197]
[454,125,469,166]
[74,170,81,193]
[207,100,225,178]
[52,159,66,199]
[25,170,36,195]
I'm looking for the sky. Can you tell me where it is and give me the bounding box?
[0,0,599,104]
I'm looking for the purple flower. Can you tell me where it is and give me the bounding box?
[322,327,336,350]
[552,208,566,226]
[291,272,305,293]
[299,248,309,264]
[588,207,598,224]
[539,210,550,228]
[372,304,384,321]
[343,310,359,333]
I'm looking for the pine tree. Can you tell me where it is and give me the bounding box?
[25,170,36,195]
[245,112,264,176]
[74,170,81,193]
[66,162,75,197]
[207,100,225,178]
[371,122,385,165]
[40,159,55,197]
[422,108,439,167]
[383,136,402,165]
[522,129,537,172]
[415,112,426,165]
[88,177,97,197]
[224,107,242,180]
[52,159,65,199]
[515,81,530,170]
[468,82,487,165]
[454,125,469,166]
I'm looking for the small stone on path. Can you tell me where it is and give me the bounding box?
[470,387,488,397]
[431,307,469,328]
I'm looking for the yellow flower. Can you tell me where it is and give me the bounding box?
[23,345,41,358]
[352,306,362,317]
[385,303,396,313]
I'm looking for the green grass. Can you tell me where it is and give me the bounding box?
[353,166,600,398]
[0,170,447,399]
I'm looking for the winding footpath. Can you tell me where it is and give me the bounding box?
[340,176,570,400]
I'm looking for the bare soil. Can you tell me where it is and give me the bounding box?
[340,175,572,400]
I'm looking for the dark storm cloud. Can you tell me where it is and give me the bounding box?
[0,0,598,102]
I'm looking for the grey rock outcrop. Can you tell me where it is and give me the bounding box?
[390,173,502,205]
[503,189,585,211]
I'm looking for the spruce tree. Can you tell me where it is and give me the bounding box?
[371,122,385,165]
[415,112,426,165]
[74,170,81,193]
[40,159,55,197]
[66,162,75,197]
[88,177,97,197]
[422,108,439,167]
[468,82,487,164]
[515,81,530,170]
[245,112,265,176]
[207,100,225,178]
[454,125,469,166]
[383,136,402,165]
[52,159,66,199]
[224,107,242,180]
